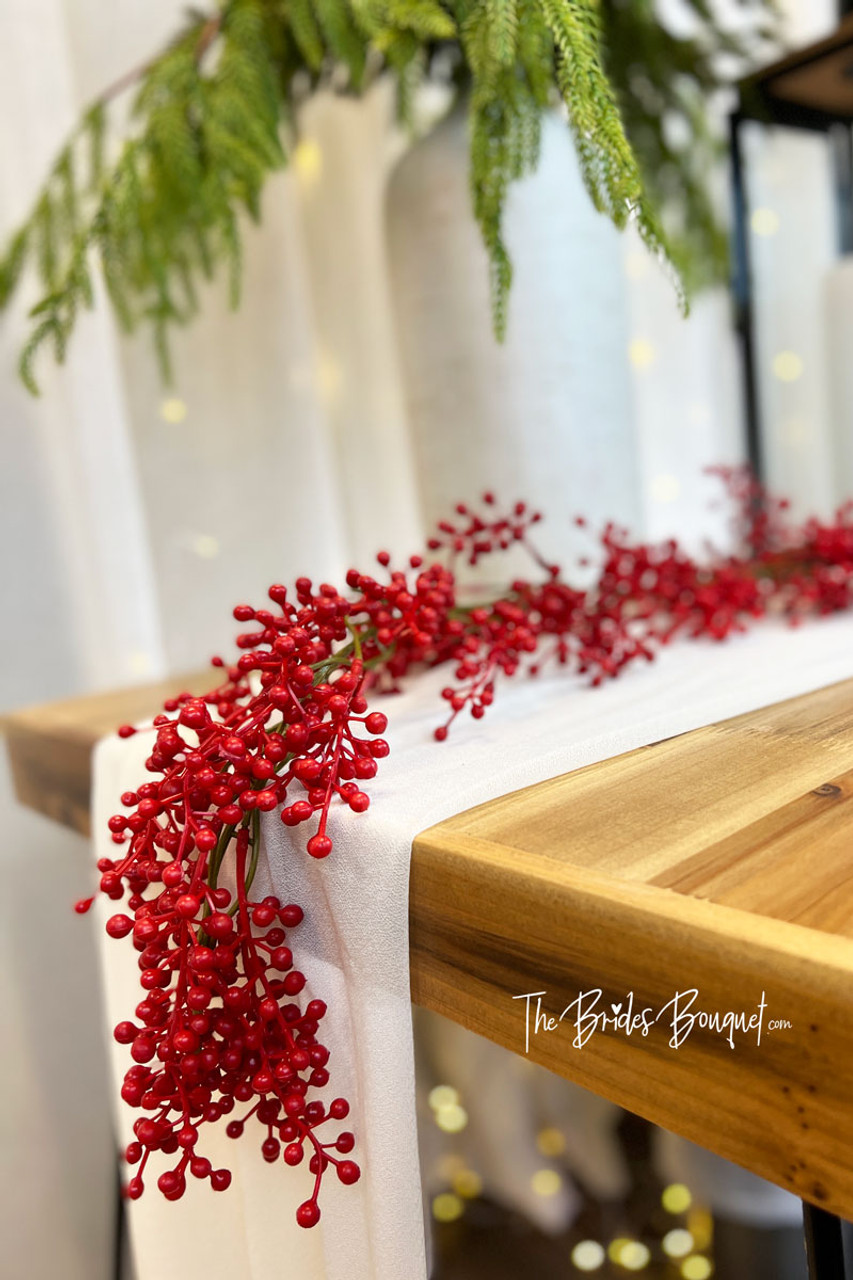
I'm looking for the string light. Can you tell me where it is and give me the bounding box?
[435,1103,468,1133]
[629,338,657,370]
[432,1192,464,1223]
[772,351,803,383]
[317,353,342,401]
[160,397,187,424]
[536,1127,566,1157]
[571,1240,606,1271]
[662,1183,693,1214]
[294,139,322,183]
[617,1241,651,1271]
[531,1169,562,1197]
[751,208,780,237]
[681,1257,713,1279]
[429,1086,459,1111]
[687,1208,713,1251]
[452,1169,483,1199]
[429,1083,468,1132]
[663,1229,694,1258]
[191,534,220,559]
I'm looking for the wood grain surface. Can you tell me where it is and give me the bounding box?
[5,673,853,1215]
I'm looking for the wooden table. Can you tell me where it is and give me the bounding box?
[6,673,853,1276]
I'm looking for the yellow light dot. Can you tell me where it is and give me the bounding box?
[536,1127,566,1157]
[571,1239,606,1271]
[192,534,220,559]
[662,1183,693,1214]
[619,1241,651,1271]
[663,1229,695,1258]
[452,1168,483,1199]
[531,1169,562,1197]
[160,397,187,424]
[751,208,780,236]
[432,1192,464,1223]
[317,354,342,401]
[681,1257,713,1280]
[772,351,803,382]
[608,1238,632,1263]
[687,1208,713,1251]
[435,1103,468,1134]
[651,473,681,504]
[429,1085,459,1111]
[294,139,323,183]
[128,651,153,676]
[629,339,657,370]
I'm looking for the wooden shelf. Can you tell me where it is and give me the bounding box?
[740,15,853,128]
[6,675,853,1218]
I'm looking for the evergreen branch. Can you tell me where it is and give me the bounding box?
[0,0,775,387]
[3,1,285,393]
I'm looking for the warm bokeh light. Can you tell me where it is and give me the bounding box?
[772,350,803,382]
[452,1169,483,1199]
[128,651,154,676]
[536,1127,566,1157]
[687,1208,713,1251]
[435,1103,468,1133]
[191,534,220,559]
[428,1085,459,1111]
[681,1256,713,1279]
[571,1240,606,1271]
[618,1240,651,1271]
[751,207,780,236]
[293,139,323,183]
[530,1169,562,1197]
[160,397,187,424]
[629,338,657,370]
[662,1228,694,1258]
[432,1192,464,1223]
[662,1183,693,1214]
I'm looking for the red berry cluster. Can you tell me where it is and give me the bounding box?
[77,471,853,1226]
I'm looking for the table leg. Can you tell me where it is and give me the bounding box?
[802,1201,846,1279]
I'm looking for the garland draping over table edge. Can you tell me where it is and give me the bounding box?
[76,469,853,1227]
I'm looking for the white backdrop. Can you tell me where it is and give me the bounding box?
[0,0,840,1276]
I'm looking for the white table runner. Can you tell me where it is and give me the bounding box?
[93,612,853,1279]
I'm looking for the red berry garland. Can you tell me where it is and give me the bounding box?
[76,471,853,1226]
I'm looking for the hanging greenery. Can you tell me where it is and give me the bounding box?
[0,0,773,393]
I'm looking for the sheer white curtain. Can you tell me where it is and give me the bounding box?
[0,0,841,1276]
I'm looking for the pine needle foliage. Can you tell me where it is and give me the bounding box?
[0,0,774,391]
[601,0,775,294]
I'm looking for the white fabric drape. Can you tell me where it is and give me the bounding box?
[93,612,853,1279]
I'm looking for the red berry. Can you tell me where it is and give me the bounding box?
[296,1200,321,1229]
[307,834,332,859]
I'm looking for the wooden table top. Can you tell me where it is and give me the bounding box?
[5,673,853,1218]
